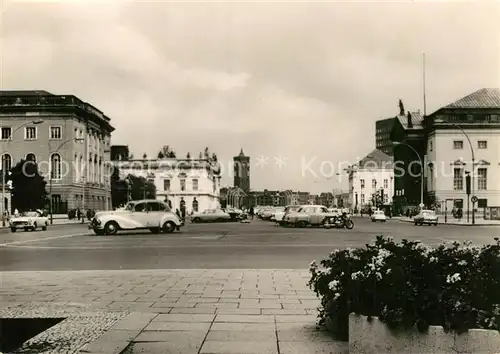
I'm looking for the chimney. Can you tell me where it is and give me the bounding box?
[407,111,413,128]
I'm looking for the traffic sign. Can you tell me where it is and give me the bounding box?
[471,196,478,203]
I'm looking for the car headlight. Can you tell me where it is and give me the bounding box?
[28,219,33,224]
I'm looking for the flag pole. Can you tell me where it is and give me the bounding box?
[423,53,427,116]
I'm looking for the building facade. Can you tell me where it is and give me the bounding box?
[376,117,396,156]
[347,149,394,211]
[233,149,250,193]
[424,88,500,218]
[0,90,114,214]
[116,157,221,213]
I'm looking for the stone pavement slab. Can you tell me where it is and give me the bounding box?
[0,269,347,354]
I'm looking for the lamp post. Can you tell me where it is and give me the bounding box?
[49,137,84,224]
[392,141,424,208]
[1,120,44,226]
[433,120,475,225]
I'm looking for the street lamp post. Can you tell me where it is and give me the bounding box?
[434,120,476,225]
[392,141,424,208]
[49,138,84,224]
[1,120,44,226]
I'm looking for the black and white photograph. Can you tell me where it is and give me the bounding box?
[0,1,499,353]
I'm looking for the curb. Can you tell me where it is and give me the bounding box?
[394,218,500,227]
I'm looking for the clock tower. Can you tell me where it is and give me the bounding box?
[233,148,250,193]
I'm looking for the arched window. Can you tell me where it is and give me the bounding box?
[192,198,199,212]
[26,153,36,162]
[50,153,62,179]
[1,153,12,172]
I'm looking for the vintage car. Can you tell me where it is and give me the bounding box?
[283,205,339,227]
[9,210,49,232]
[414,209,438,226]
[371,210,387,222]
[88,199,183,235]
[275,205,302,225]
[191,209,232,223]
[270,207,286,222]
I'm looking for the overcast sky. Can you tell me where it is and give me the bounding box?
[2,1,499,193]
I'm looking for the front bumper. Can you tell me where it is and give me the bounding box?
[10,222,34,229]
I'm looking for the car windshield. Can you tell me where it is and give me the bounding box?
[21,211,39,217]
[274,207,285,212]
[375,211,384,215]
[423,210,435,216]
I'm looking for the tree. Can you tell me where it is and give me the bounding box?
[111,172,156,208]
[128,175,156,200]
[7,159,48,212]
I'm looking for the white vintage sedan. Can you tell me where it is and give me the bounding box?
[89,199,183,235]
[371,210,387,222]
[9,210,49,232]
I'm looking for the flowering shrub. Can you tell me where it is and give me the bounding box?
[308,236,500,340]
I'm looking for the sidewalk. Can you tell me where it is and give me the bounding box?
[393,216,500,226]
[0,269,347,354]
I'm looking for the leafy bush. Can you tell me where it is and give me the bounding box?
[308,236,500,340]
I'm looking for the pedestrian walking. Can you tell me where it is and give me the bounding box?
[249,206,254,220]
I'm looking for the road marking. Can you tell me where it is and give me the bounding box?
[0,233,89,247]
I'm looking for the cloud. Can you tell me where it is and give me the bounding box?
[2,1,499,193]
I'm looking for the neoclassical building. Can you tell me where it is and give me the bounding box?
[115,157,222,213]
[0,90,114,214]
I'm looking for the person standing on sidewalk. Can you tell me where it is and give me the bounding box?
[249,206,254,220]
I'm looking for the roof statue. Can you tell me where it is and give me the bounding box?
[398,99,405,116]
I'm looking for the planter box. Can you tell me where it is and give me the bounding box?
[349,313,500,354]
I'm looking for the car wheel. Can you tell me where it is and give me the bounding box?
[434,223,438,226]
[298,220,308,228]
[104,221,119,235]
[162,221,176,233]
[42,223,47,231]
[10,227,16,233]
[345,219,354,229]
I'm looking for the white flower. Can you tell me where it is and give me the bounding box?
[375,272,382,280]
[446,273,461,284]
[352,271,363,280]
[429,256,438,263]
[334,292,341,300]
[328,280,340,291]
[310,260,317,267]
[458,260,467,266]
[386,268,391,275]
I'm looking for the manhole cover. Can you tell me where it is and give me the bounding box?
[0,318,65,353]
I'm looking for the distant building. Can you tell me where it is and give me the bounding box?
[233,149,250,193]
[315,192,334,207]
[115,156,221,213]
[376,117,396,156]
[347,149,394,212]
[0,90,114,214]
[390,107,425,209]
[424,88,500,218]
[110,145,130,161]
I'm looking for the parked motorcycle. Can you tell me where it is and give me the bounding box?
[324,213,354,229]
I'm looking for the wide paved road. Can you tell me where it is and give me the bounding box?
[0,218,497,271]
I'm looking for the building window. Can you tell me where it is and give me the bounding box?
[50,153,62,179]
[192,179,198,191]
[384,194,388,203]
[26,153,36,162]
[477,168,487,190]
[192,198,199,212]
[454,199,463,209]
[478,140,487,149]
[163,179,170,191]
[361,194,365,204]
[372,179,377,188]
[360,179,365,188]
[1,127,11,140]
[478,199,487,208]
[453,168,463,190]
[429,140,433,151]
[453,140,463,149]
[383,179,388,188]
[25,126,37,140]
[50,126,62,140]
[180,179,186,191]
[1,153,12,172]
